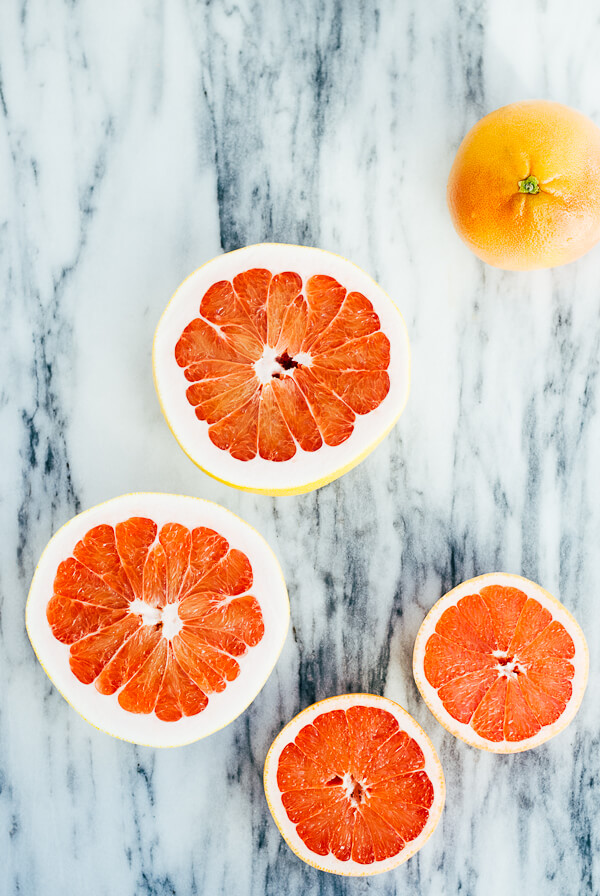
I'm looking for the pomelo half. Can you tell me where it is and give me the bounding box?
[153,244,410,495]
[26,493,289,746]
[413,573,588,753]
[263,694,445,875]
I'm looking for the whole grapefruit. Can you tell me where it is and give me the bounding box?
[447,100,600,270]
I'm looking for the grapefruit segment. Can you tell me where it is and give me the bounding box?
[527,657,574,702]
[311,368,390,415]
[186,527,228,581]
[295,796,350,858]
[188,547,253,596]
[413,573,588,752]
[503,678,541,742]
[178,626,240,683]
[159,523,191,604]
[480,585,527,651]
[200,280,263,360]
[172,632,229,694]
[191,378,259,426]
[69,615,143,685]
[508,598,552,655]
[232,268,270,341]
[119,637,168,715]
[94,623,162,696]
[73,524,134,599]
[362,730,425,784]
[46,596,127,644]
[311,291,381,354]
[277,293,308,355]
[53,557,129,610]
[437,668,499,724]
[142,544,168,609]
[357,805,404,862]
[185,366,256,406]
[271,377,322,453]
[423,633,496,688]
[470,677,507,742]
[346,705,399,780]
[303,275,346,350]
[154,647,209,722]
[277,743,333,791]
[208,392,260,461]
[314,331,390,371]
[455,593,497,651]
[517,619,575,662]
[370,770,434,808]
[257,384,297,461]
[156,246,410,495]
[517,675,566,727]
[115,518,157,600]
[434,603,495,654]
[267,272,302,346]
[174,317,249,367]
[264,694,445,876]
[294,367,355,447]
[183,359,250,383]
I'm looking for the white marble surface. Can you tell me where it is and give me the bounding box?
[1,1,599,893]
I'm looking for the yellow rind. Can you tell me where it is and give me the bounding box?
[412,572,589,754]
[263,693,445,876]
[25,492,290,748]
[152,243,411,496]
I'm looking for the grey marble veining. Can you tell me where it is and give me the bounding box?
[1,1,599,893]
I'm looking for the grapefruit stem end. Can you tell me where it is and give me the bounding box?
[518,175,540,194]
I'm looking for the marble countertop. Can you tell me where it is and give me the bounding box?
[1,1,598,894]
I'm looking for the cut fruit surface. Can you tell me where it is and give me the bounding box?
[413,573,588,753]
[26,494,289,746]
[264,694,445,876]
[153,244,410,495]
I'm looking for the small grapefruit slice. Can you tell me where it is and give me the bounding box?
[413,573,588,753]
[264,694,445,875]
[26,493,289,746]
[153,244,410,495]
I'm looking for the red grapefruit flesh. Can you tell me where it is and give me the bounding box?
[26,494,289,746]
[413,573,588,752]
[47,516,263,722]
[153,245,410,495]
[264,694,445,876]
[175,270,390,461]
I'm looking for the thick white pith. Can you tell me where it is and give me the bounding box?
[26,493,290,748]
[263,693,445,877]
[153,244,411,494]
[413,573,589,754]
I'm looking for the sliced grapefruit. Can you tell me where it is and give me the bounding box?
[26,493,289,746]
[263,694,445,875]
[153,244,410,495]
[413,573,588,753]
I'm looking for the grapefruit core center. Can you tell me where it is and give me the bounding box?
[127,599,184,640]
[253,345,312,385]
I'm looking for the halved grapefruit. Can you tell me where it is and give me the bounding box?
[263,694,445,875]
[413,573,588,753]
[26,493,289,746]
[153,244,410,495]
